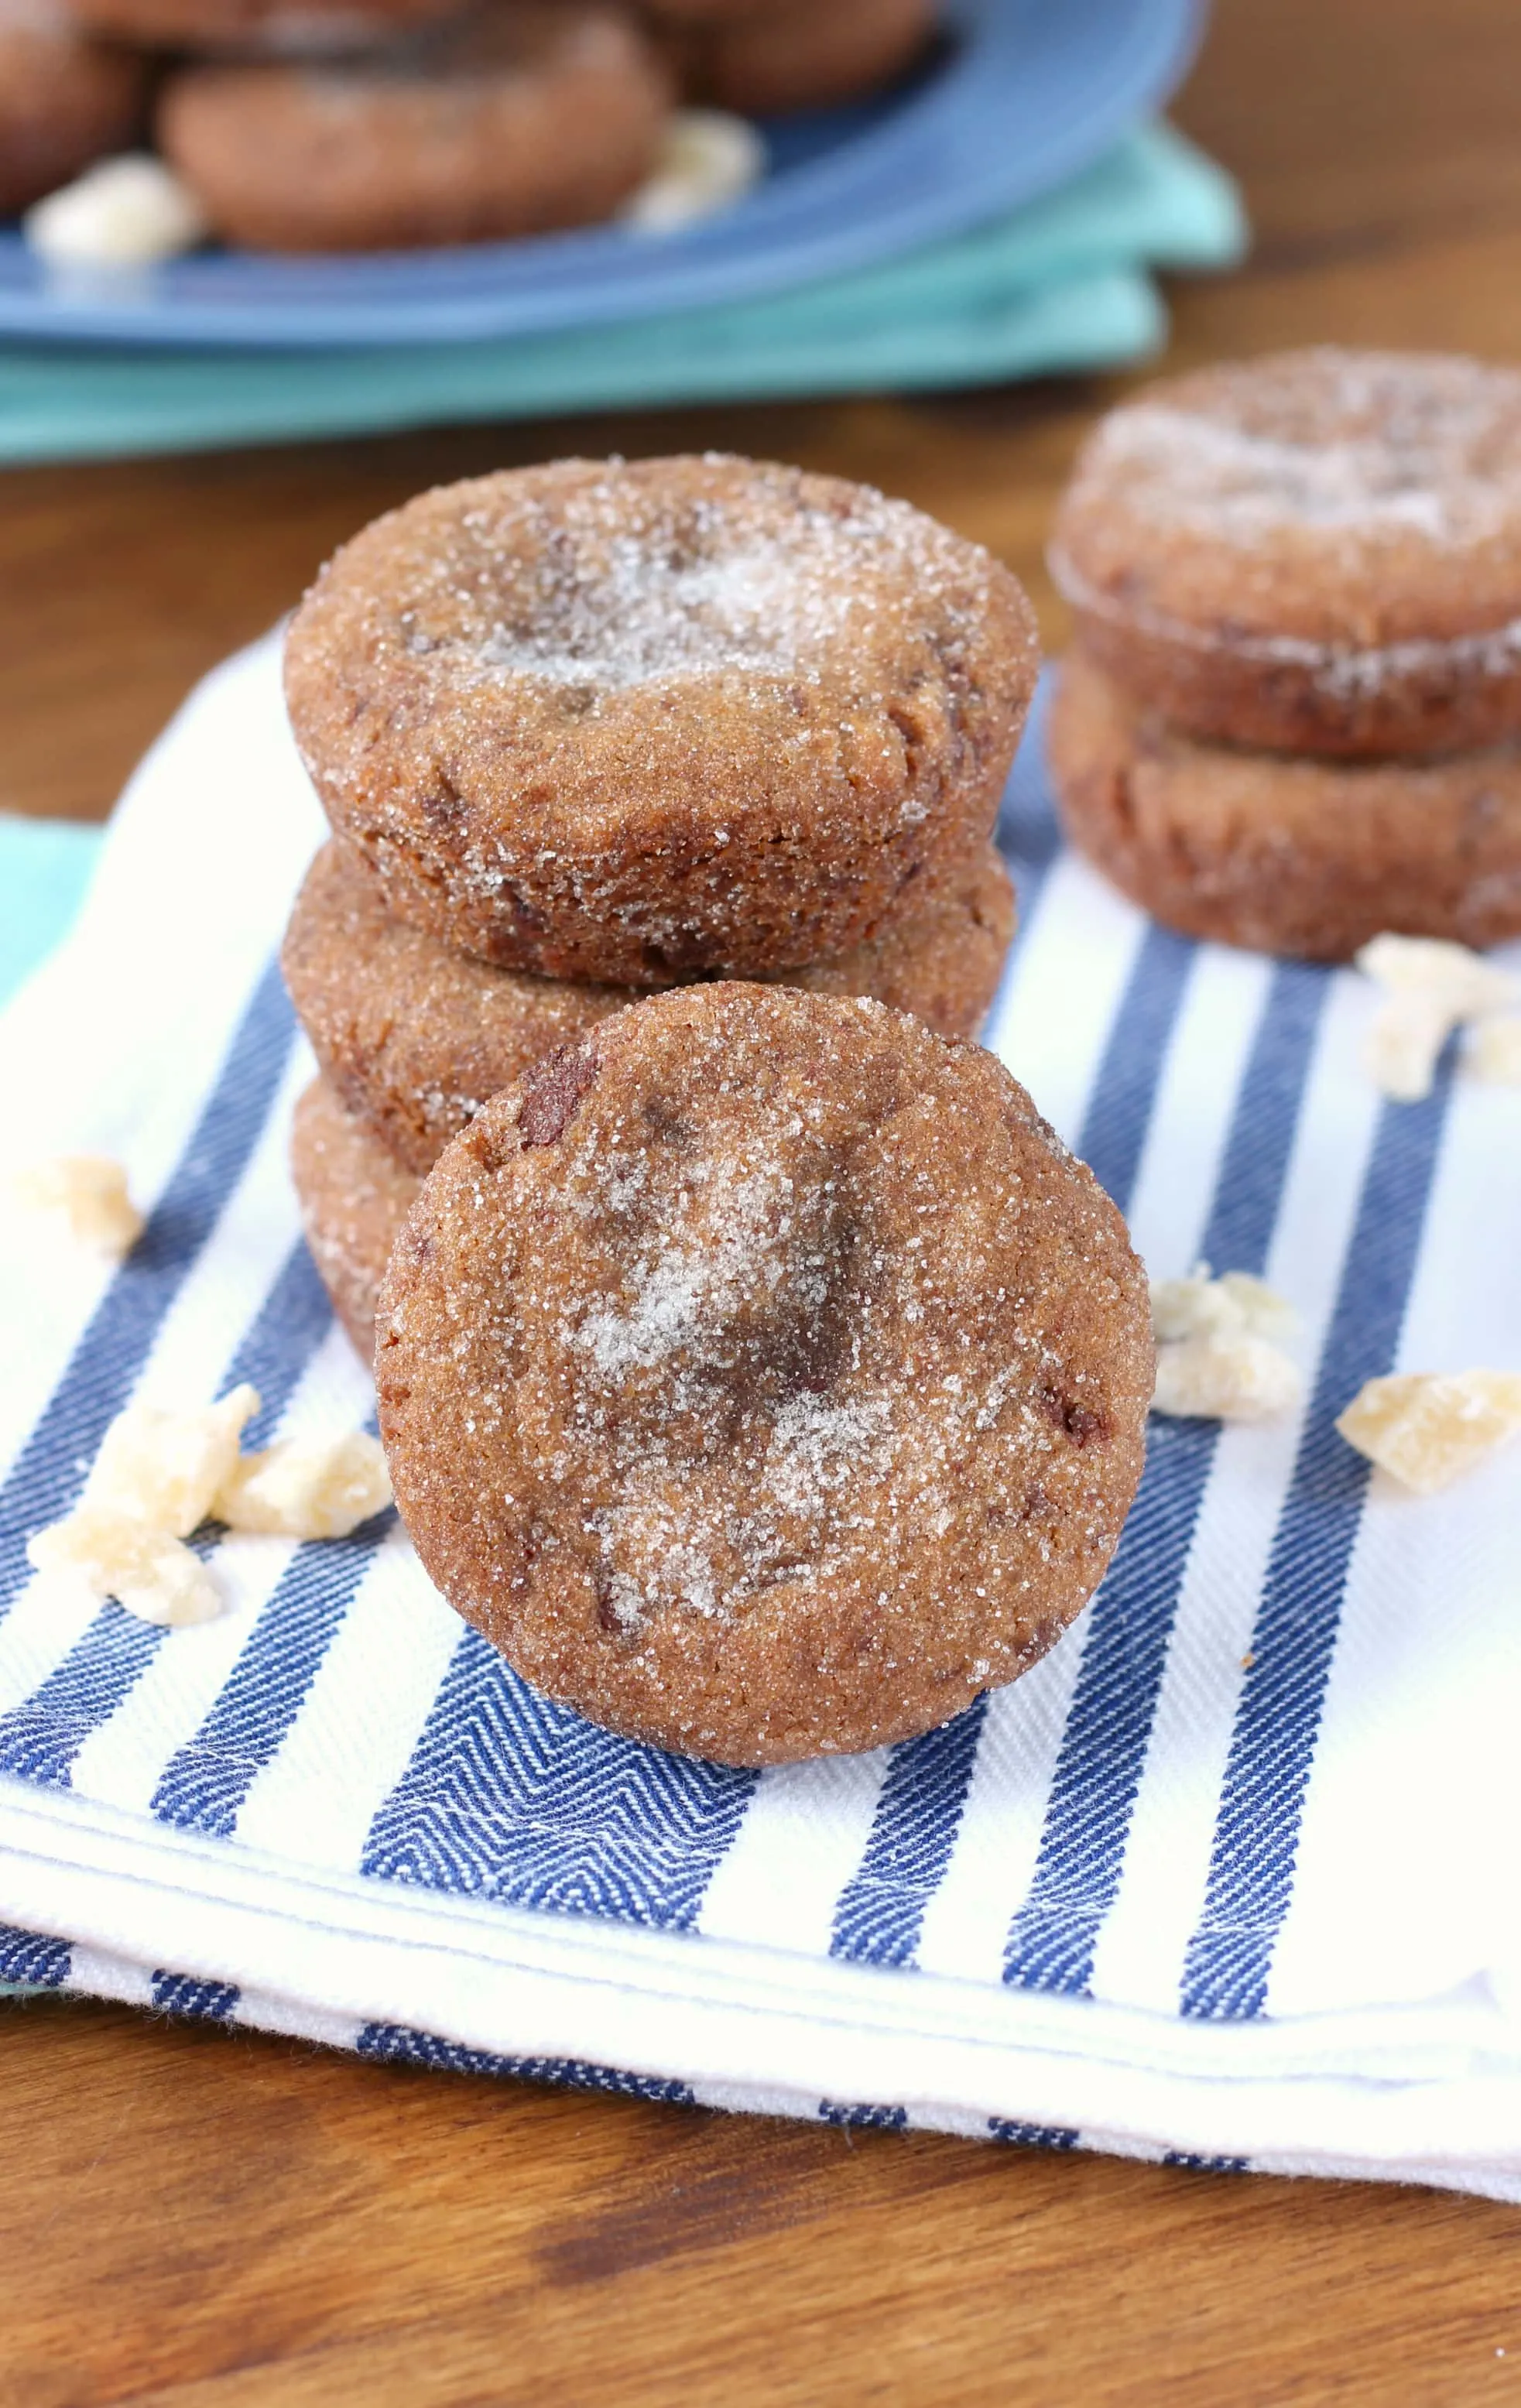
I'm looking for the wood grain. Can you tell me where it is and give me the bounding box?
[5,2,1521,2397]
[2,1995,1519,2408]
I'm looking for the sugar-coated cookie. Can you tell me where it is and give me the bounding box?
[285,454,1038,985]
[377,983,1151,1766]
[670,0,934,115]
[1050,348,1521,759]
[282,836,1016,1174]
[1049,649,1521,961]
[70,0,456,57]
[290,1076,420,1358]
[0,0,146,218]
[157,7,669,253]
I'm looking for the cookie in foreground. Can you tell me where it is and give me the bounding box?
[285,454,1038,985]
[376,984,1153,1766]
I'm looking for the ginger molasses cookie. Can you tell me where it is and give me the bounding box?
[71,0,455,57]
[673,0,934,116]
[639,0,770,22]
[157,7,669,255]
[0,0,146,218]
[282,837,1016,1174]
[377,984,1151,1766]
[286,454,1038,985]
[1050,348,1521,759]
[1049,649,1521,962]
[291,1077,420,1358]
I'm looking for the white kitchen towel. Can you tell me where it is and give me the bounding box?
[2,634,1519,2197]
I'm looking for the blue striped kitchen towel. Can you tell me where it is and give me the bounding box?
[1,636,1519,2195]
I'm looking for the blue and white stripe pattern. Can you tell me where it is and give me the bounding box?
[0,642,1517,2190]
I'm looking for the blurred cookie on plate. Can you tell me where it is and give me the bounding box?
[0,0,147,218]
[157,5,671,252]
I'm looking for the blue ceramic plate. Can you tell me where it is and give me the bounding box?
[0,0,1202,348]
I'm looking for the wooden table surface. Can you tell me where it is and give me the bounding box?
[5,3,1521,2399]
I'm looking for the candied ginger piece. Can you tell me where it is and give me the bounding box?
[1362,994,1453,1103]
[84,1383,260,1538]
[1151,1267,1233,1344]
[216,1432,391,1540]
[1150,1264,1296,1344]
[1153,1332,1301,1423]
[1336,1370,1521,1495]
[25,156,208,269]
[11,1155,142,1257]
[1215,1271,1298,1341]
[622,111,766,234]
[27,1507,222,1628]
[1464,1016,1521,1086]
[1356,933,1521,1101]
[1355,933,1520,1020]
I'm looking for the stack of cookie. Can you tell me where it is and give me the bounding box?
[1046,347,1521,962]
[279,451,1039,1357]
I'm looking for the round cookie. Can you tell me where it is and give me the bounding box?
[286,454,1038,985]
[674,0,934,115]
[377,983,1152,1766]
[0,0,147,219]
[282,836,1016,1174]
[70,0,455,57]
[1049,649,1521,962]
[639,0,775,23]
[156,8,670,255]
[291,1075,420,1359]
[1050,348,1521,759]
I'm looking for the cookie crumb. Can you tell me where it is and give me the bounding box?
[1336,1369,1521,1493]
[1357,933,1521,1100]
[27,1507,222,1628]
[84,1384,260,1539]
[215,1433,391,1539]
[11,1155,143,1258]
[1464,1016,1521,1085]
